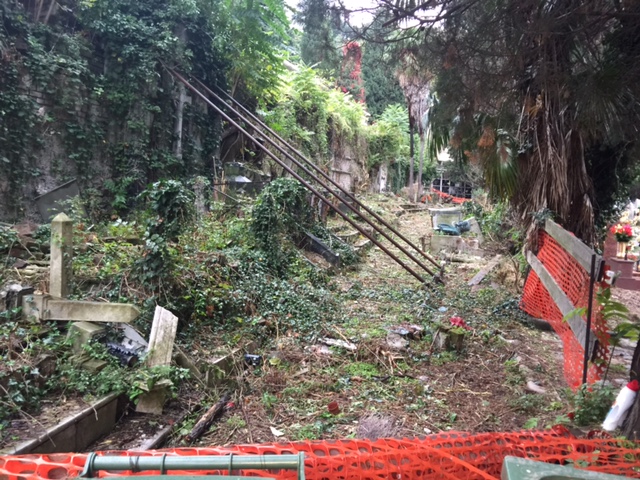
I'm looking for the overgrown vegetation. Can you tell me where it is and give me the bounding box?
[0,0,290,219]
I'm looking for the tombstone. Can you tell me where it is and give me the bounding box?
[136,306,178,414]
[49,213,73,299]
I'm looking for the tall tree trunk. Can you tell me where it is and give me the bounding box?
[409,119,415,198]
[417,133,425,202]
[172,24,187,161]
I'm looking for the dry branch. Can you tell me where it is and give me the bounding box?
[185,393,230,443]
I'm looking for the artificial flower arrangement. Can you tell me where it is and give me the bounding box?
[611,223,633,242]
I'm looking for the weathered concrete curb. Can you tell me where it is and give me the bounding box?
[2,393,119,454]
[302,232,341,266]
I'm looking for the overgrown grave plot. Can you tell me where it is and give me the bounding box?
[176,278,574,446]
[169,204,577,447]
[0,180,362,451]
[0,191,621,450]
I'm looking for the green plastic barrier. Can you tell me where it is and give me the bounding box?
[502,457,630,480]
[80,452,305,480]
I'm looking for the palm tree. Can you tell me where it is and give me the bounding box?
[363,0,640,243]
[397,51,432,202]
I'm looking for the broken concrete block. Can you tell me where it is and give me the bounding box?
[22,294,140,323]
[386,332,409,351]
[1,284,34,317]
[430,234,464,253]
[67,321,106,354]
[434,326,465,352]
[136,379,173,415]
[82,358,108,373]
[466,217,484,244]
[136,307,178,414]
[201,348,244,388]
[46,299,140,323]
[429,207,462,227]
[174,347,203,380]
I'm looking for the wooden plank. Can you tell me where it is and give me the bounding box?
[468,254,502,286]
[526,251,596,354]
[544,219,599,273]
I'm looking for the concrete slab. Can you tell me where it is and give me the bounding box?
[136,379,173,415]
[5,394,119,454]
[146,306,178,368]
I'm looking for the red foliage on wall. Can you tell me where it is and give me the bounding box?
[338,41,365,103]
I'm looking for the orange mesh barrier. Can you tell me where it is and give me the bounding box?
[2,429,640,479]
[427,188,470,205]
[520,230,610,389]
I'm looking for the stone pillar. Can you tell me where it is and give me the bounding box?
[50,213,73,299]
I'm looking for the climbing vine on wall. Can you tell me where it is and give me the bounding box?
[0,3,43,216]
[262,66,368,166]
[0,0,291,220]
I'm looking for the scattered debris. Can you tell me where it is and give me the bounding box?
[105,342,139,367]
[117,324,148,353]
[269,426,285,437]
[309,345,332,356]
[389,324,425,339]
[357,414,397,440]
[385,331,409,351]
[244,354,262,367]
[468,254,503,286]
[525,381,547,395]
[139,409,193,451]
[319,338,357,351]
[185,392,231,443]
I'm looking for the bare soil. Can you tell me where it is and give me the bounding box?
[613,288,640,319]
[0,395,88,450]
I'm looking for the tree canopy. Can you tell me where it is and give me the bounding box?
[344,0,640,243]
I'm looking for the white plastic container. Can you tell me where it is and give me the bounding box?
[602,380,639,431]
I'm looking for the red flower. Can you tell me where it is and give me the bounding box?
[610,223,633,241]
[450,316,472,330]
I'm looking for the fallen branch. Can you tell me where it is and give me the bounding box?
[185,393,230,443]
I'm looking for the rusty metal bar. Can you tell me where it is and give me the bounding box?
[194,77,442,272]
[170,70,430,283]
[179,73,439,279]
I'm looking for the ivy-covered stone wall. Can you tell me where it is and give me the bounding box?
[0,0,229,221]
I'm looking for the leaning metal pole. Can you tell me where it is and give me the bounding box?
[174,72,439,279]
[170,70,430,283]
[194,77,441,272]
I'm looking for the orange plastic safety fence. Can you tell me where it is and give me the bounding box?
[428,188,469,205]
[2,429,640,480]
[520,230,610,389]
